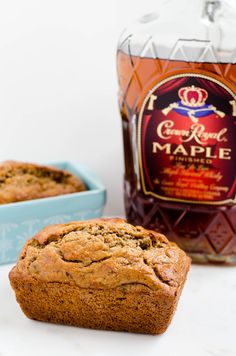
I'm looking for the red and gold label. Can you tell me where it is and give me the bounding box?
[138,73,236,204]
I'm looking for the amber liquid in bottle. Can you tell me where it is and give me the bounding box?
[117,50,236,264]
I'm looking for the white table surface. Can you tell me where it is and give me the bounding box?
[0,263,235,356]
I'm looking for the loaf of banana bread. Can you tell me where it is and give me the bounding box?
[0,161,85,204]
[9,218,190,334]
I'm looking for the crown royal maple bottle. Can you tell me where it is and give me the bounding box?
[117,0,236,263]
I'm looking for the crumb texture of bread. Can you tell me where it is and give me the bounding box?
[0,160,86,204]
[9,218,191,334]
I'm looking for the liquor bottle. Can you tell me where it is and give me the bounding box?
[117,0,236,264]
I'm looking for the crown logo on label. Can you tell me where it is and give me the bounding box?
[178,85,208,107]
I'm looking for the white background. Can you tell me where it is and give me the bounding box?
[0,0,166,216]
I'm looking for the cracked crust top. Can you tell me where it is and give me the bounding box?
[10,218,191,292]
[0,160,86,204]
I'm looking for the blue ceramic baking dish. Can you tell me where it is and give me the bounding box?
[0,161,106,265]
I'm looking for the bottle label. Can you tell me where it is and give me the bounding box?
[138,73,236,204]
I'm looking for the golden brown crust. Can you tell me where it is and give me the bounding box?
[0,160,86,204]
[9,279,181,334]
[9,218,191,334]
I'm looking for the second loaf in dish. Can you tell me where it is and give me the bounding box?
[0,160,86,204]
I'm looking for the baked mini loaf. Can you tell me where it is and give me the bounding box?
[9,218,190,334]
[0,161,86,204]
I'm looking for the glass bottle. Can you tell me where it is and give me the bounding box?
[117,0,236,264]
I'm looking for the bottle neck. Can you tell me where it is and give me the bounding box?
[156,0,222,23]
[204,0,221,22]
[118,0,236,63]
